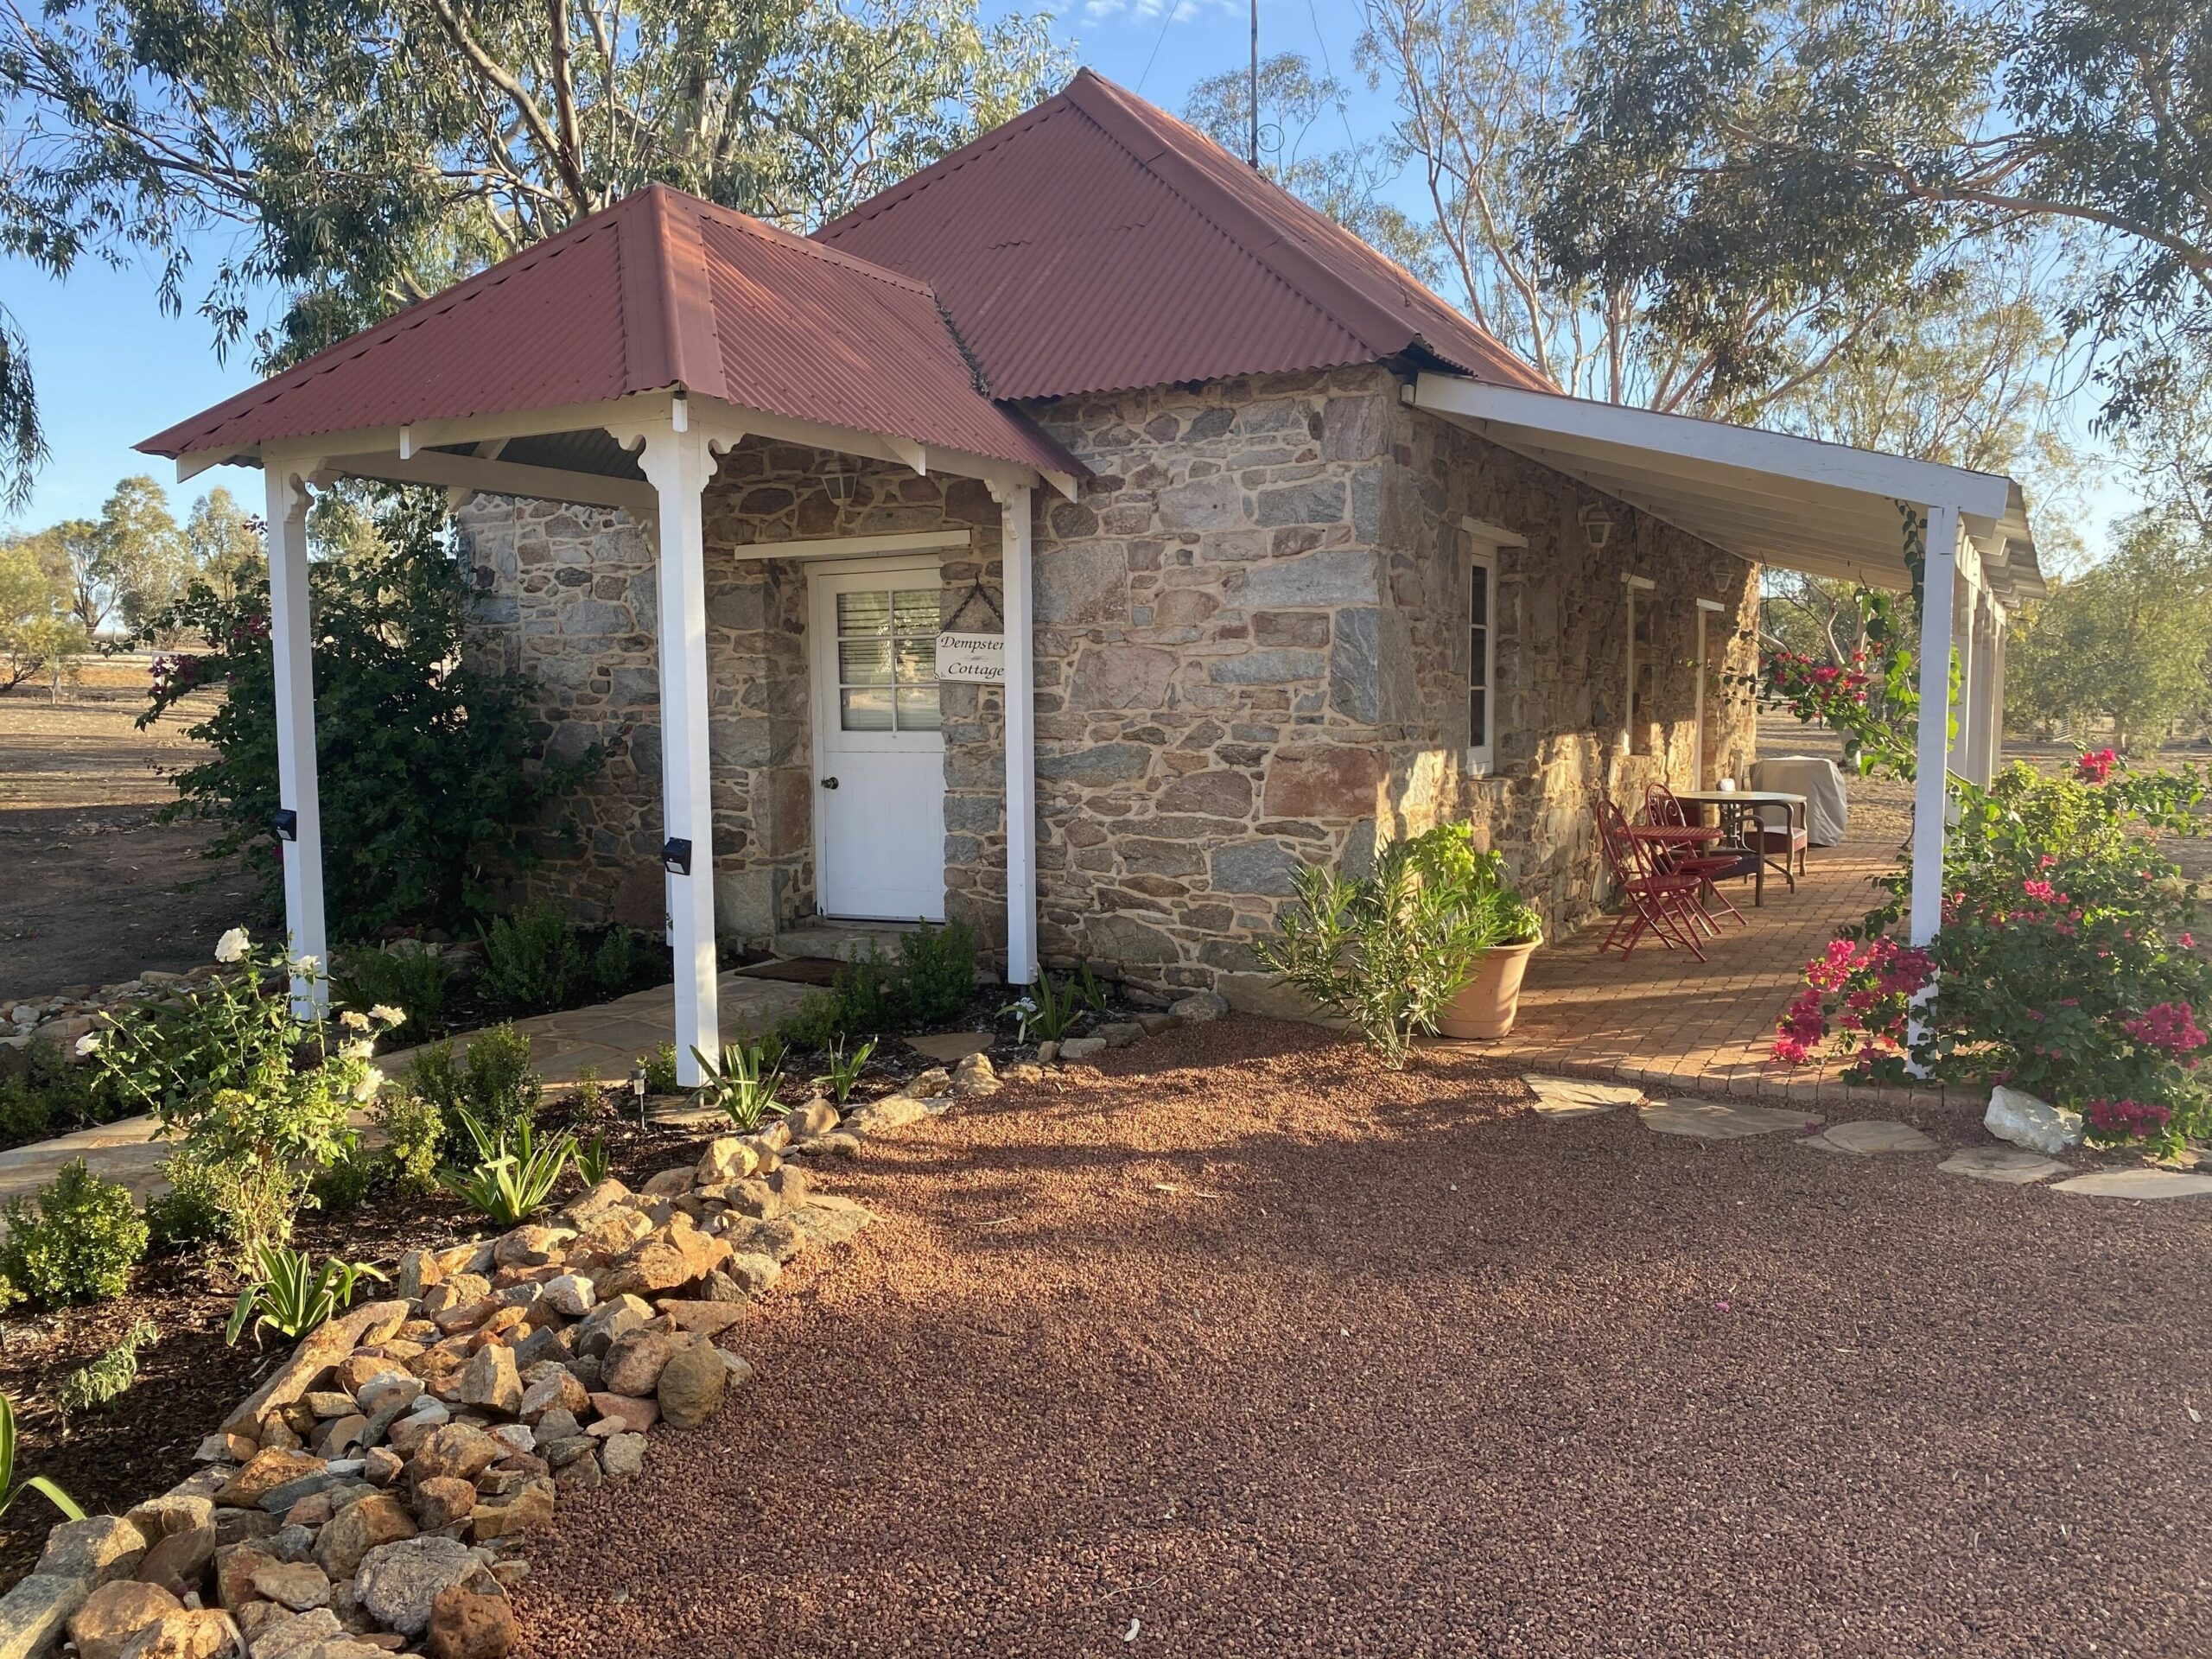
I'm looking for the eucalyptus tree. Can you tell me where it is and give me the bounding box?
[0,0,1066,503]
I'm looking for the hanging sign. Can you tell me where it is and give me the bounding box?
[936,631,1005,683]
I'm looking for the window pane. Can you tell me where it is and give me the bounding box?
[1469,624,1488,690]
[838,639,893,686]
[1470,566,1489,626]
[893,635,938,683]
[840,687,893,732]
[836,590,891,637]
[1469,687,1488,748]
[892,588,940,635]
[895,685,943,731]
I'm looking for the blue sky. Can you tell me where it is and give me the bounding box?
[0,0,2115,559]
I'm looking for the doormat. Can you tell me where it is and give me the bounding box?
[733,957,845,987]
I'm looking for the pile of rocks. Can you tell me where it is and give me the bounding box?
[1039,990,1227,1064]
[0,1059,989,1659]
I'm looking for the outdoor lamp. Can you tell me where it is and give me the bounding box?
[629,1063,649,1128]
[1578,503,1616,552]
[271,809,298,842]
[662,837,692,876]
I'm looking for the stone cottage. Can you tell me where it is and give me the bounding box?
[139,69,2042,1071]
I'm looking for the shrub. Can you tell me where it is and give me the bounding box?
[588,927,659,999]
[404,1022,541,1145]
[570,1065,611,1124]
[829,946,900,1036]
[479,903,586,1014]
[639,1042,681,1096]
[1255,823,1516,1068]
[56,1319,156,1419]
[227,1244,385,1346]
[890,920,978,1027]
[773,994,842,1055]
[372,1089,446,1195]
[131,494,600,938]
[1779,756,2212,1154]
[441,1113,574,1227]
[334,944,454,1042]
[0,1160,148,1306]
[0,1039,122,1150]
[309,1130,378,1214]
[143,1154,235,1254]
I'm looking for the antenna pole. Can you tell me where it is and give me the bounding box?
[1249,0,1260,168]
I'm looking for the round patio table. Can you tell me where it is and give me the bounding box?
[1669,789,1808,906]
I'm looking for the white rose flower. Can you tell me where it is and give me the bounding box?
[339,1009,371,1032]
[341,1038,375,1061]
[352,1064,385,1103]
[73,1033,100,1057]
[293,955,320,976]
[214,927,251,963]
[369,1004,406,1027]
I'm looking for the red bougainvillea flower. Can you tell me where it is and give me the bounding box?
[2122,1001,2208,1053]
[2084,1097,2171,1137]
[2076,748,2117,784]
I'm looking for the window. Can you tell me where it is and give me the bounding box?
[834,586,942,733]
[1468,550,1497,773]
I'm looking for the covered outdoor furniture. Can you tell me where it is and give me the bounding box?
[1749,755,1849,846]
[1643,784,1751,931]
[1595,797,1710,961]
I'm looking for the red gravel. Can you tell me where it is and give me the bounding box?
[517,1018,2212,1657]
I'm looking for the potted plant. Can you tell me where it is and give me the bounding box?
[1436,849,1544,1041]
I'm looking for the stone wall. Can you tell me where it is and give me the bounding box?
[460,361,1756,1000]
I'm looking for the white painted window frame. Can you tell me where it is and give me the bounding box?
[1459,518,1523,778]
[1621,572,1656,755]
[1694,597,1728,785]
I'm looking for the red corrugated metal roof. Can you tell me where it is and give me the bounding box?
[138,186,1080,478]
[815,68,1557,402]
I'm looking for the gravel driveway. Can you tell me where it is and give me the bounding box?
[518,1018,2212,1657]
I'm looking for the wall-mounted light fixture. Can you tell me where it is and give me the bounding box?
[662,837,692,876]
[823,468,857,504]
[1578,503,1617,552]
[271,809,298,842]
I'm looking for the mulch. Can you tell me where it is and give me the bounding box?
[514,1016,2212,1658]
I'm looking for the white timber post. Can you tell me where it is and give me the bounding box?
[264,458,328,1014]
[992,480,1039,986]
[1987,613,2008,772]
[1949,569,1979,781]
[1908,502,1961,947]
[620,409,721,1085]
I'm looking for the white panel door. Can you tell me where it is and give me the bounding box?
[809,566,947,922]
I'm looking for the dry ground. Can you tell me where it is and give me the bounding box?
[517,1020,2212,1659]
[0,679,245,1004]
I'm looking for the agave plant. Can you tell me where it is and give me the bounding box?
[1001,971,1084,1045]
[691,1042,788,1131]
[0,1393,85,1522]
[440,1110,575,1227]
[574,1134,613,1186]
[226,1243,385,1347]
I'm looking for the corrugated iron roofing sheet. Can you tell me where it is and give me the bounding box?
[138,187,1079,479]
[815,69,1557,402]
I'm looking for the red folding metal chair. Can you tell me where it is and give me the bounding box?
[1594,797,1709,961]
[1643,783,1751,931]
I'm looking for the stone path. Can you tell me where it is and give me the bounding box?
[1522,1074,2212,1204]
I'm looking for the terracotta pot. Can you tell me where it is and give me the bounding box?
[1437,937,1541,1040]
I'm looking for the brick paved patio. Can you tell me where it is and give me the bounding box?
[1458,839,1962,1114]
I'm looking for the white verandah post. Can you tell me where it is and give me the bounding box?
[1907,502,1962,947]
[264,460,328,1013]
[626,416,722,1085]
[993,480,1039,986]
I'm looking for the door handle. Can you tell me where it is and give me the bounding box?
[821,777,839,790]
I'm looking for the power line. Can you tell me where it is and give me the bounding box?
[1135,0,1180,94]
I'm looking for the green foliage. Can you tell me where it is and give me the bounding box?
[772,995,843,1055]
[0,1039,121,1152]
[440,1112,575,1228]
[404,1023,542,1147]
[370,1090,446,1197]
[575,1135,612,1187]
[334,944,454,1043]
[1071,960,1109,1015]
[1255,824,1522,1068]
[0,1160,147,1306]
[1002,973,1084,1046]
[127,497,599,938]
[479,903,585,1014]
[0,535,87,691]
[691,1042,788,1132]
[309,1131,379,1215]
[56,1319,156,1419]
[829,947,901,1037]
[639,1043,681,1097]
[888,920,978,1027]
[143,1153,235,1254]
[0,1394,85,1523]
[1789,758,2212,1154]
[810,1038,877,1105]
[588,928,657,1000]
[226,1244,385,1347]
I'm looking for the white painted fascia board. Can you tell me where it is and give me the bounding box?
[1413,373,2013,522]
[311,450,657,516]
[683,394,1065,499]
[726,530,974,564]
[1622,572,1657,591]
[1695,597,1730,612]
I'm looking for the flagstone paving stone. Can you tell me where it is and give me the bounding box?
[1937,1147,2070,1185]
[1522,1075,1643,1120]
[2050,1167,2212,1200]
[1802,1120,1939,1156]
[905,1032,995,1063]
[1639,1099,1821,1140]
